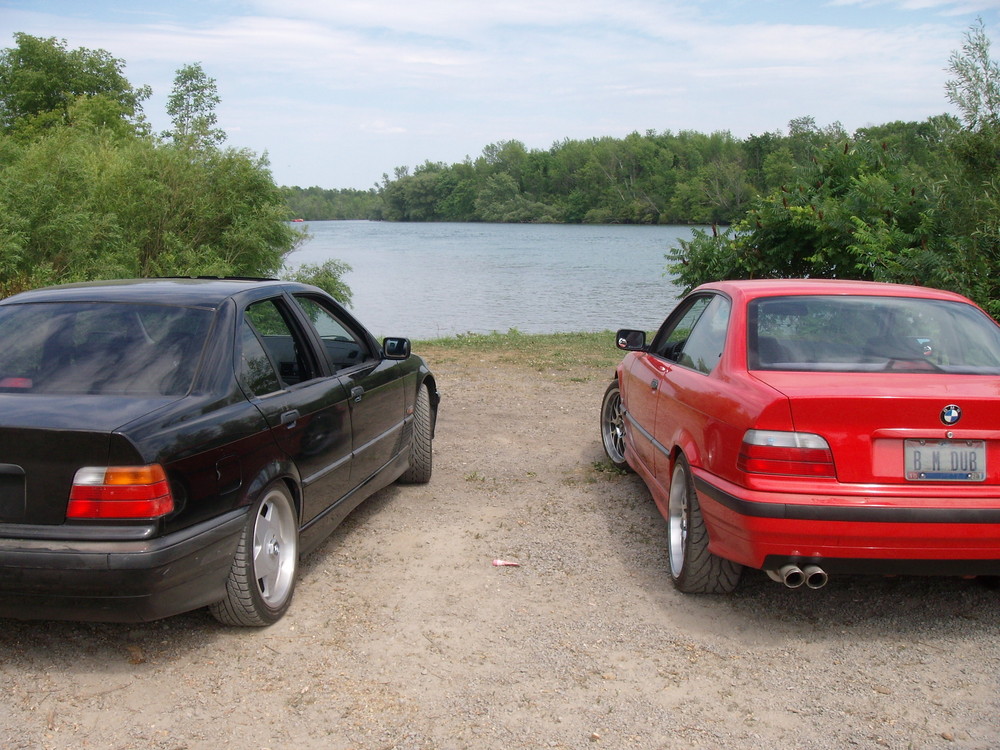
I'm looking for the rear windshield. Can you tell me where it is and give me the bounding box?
[749,295,1000,374]
[0,302,213,396]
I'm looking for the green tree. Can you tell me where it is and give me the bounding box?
[282,259,353,305]
[662,20,1000,310]
[946,19,1000,132]
[0,126,303,295]
[0,34,332,298]
[0,33,150,135]
[937,19,1000,314]
[474,173,560,222]
[163,62,226,149]
[668,136,936,291]
[282,185,381,220]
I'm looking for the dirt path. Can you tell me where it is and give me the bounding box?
[1,350,999,749]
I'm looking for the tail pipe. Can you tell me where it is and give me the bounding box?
[766,564,828,589]
[802,565,828,589]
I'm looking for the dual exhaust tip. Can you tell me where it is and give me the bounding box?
[766,564,829,589]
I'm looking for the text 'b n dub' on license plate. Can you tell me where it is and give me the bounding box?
[904,439,986,481]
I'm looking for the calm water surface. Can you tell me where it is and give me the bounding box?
[287,221,693,339]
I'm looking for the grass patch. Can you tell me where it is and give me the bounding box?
[591,459,630,476]
[414,328,625,372]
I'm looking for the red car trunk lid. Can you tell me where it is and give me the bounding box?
[750,371,1000,485]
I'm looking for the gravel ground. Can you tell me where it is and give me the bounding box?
[1,348,999,749]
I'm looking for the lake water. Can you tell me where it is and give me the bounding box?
[286,221,693,339]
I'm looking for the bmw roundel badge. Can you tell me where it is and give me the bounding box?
[940,404,962,426]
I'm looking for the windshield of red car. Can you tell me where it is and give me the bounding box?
[0,302,214,396]
[749,295,1000,374]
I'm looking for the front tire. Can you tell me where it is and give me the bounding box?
[399,385,433,484]
[666,455,741,594]
[600,380,630,471]
[211,482,299,626]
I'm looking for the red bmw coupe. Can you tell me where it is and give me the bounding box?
[601,279,1000,593]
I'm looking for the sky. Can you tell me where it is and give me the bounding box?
[2,0,999,190]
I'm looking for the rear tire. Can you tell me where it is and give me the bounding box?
[666,455,741,594]
[399,385,433,484]
[211,482,299,626]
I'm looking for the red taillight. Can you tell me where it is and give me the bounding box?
[737,430,835,478]
[67,465,175,519]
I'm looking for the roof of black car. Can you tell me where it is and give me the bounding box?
[1,278,302,308]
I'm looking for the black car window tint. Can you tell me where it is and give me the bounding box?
[244,298,318,387]
[0,302,211,396]
[292,295,371,372]
[676,295,731,374]
[651,296,712,362]
[238,320,282,396]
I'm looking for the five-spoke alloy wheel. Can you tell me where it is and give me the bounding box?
[211,482,299,626]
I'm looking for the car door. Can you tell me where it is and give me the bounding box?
[624,295,715,478]
[239,296,353,524]
[288,294,406,487]
[649,294,732,482]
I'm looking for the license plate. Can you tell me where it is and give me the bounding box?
[905,439,986,481]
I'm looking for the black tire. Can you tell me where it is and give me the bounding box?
[399,385,433,484]
[210,482,299,626]
[666,455,742,594]
[600,380,630,471]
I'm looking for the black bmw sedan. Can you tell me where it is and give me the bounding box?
[0,278,438,626]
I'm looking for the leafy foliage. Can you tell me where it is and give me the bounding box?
[0,33,150,136]
[0,126,303,296]
[163,62,226,149]
[282,259,353,305]
[0,34,348,301]
[358,122,947,229]
[666,22,1000,317]
[283,185,381,220]
[946,19,1000,132]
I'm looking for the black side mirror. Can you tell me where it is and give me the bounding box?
[615,329,646,351]
[382,337,411,360]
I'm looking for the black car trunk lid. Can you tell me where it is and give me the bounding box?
[0,395,169,525]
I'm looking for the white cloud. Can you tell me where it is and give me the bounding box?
[0,0,993,186]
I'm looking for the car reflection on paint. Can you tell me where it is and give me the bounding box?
[601,279,1000,593]
[0,278,439,625]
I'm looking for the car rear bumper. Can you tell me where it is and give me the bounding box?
[694,474,1000,575]
[0,508,247,622]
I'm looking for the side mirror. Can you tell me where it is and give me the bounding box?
[382,337,411,360]
[616,329,646,351]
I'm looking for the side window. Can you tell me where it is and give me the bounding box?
[677,295,731,374]
[243,298,318,389]
[293,295,370,372]
[238,320,281,396]
[651,296,712,362]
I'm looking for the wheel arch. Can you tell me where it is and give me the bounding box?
[417,373,440,438]
[669,429,703,475]
[242,458,304,526]
[667,443,735,564]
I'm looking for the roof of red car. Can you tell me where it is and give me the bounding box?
[695,278,973,304]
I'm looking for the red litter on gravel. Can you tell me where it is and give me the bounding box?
[492,559,521,567]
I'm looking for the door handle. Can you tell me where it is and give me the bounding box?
[650,379,659,391]
[280,409,300,428]
[351,386,365,403]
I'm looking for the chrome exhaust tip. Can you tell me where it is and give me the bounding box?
[765,564,805,588]
[802,565,828,589]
